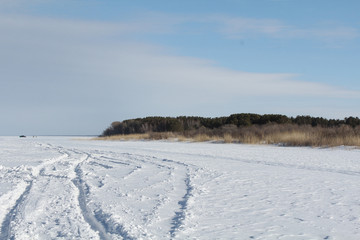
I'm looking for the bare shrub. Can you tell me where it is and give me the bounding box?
[193,134,216,142]
[223,134,233,143]
[97,123,360,147]
[95,133,150,141]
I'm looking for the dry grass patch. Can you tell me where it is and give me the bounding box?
[234,126,360,147]
[262,131,314,146]
[148,132,179,140]
[176,135,191,142]
[96,124,360,147]
[95,133,150,141]
[223,134,233,143]
[193,134,210,142]
[193,134,217,142]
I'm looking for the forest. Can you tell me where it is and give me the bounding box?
[102,114,360,136]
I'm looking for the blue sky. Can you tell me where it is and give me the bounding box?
[1,0,360,135]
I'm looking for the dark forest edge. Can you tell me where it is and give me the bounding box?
[99,114,360,147]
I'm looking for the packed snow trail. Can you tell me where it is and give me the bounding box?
[1,137,360,239]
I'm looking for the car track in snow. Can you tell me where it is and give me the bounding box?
[0,181,33,240]
[72,162,112,240]
[71,151,135,240]
[0,147,72,239]
[0,138,201,239]
[1,137,360,239]
[0,145,100,239]
[78,151,199,239]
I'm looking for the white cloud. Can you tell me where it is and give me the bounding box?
[212,16,286,38]
[0,14,172,40]
[0,13,359,134]
[207,15,360,41]
[1,14,358,100]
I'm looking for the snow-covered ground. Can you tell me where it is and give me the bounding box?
[0,136,360,239]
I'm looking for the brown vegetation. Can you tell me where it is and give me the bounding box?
[96,123,360,147]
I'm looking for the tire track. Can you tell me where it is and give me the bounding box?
[0,181,33,240]
[10,143,201,239]
[128,147,360,177]
[170,172,193,238]
[0,145,71,239]
[119,153,197,238]
[72,153,135,240]
[72,164,111,240]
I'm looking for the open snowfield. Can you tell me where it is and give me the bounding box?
[0,137,360,239]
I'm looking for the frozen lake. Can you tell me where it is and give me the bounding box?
[0,136,360,239]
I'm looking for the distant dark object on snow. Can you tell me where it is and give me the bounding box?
[19,135,26,138]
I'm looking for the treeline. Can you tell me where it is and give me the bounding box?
[101,114,360,136]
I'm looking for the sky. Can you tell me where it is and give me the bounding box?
[1,0,360,135]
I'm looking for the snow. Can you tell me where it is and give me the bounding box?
[1,136,360,239]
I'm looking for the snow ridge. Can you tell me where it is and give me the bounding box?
[93,209,135,240]
[2,137,360,239]
[73,154,135,240]
[170,172,193,238]
[73,164,112,240]
[0,181,33,240]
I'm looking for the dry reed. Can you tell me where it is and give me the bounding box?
[96,124,360,147]
[95,133,151,141]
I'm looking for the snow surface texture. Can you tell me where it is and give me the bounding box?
[0,137,360,240]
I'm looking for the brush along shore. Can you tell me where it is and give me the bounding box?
[96,124,360,147]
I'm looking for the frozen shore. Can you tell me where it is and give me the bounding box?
[1,136,360,239]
